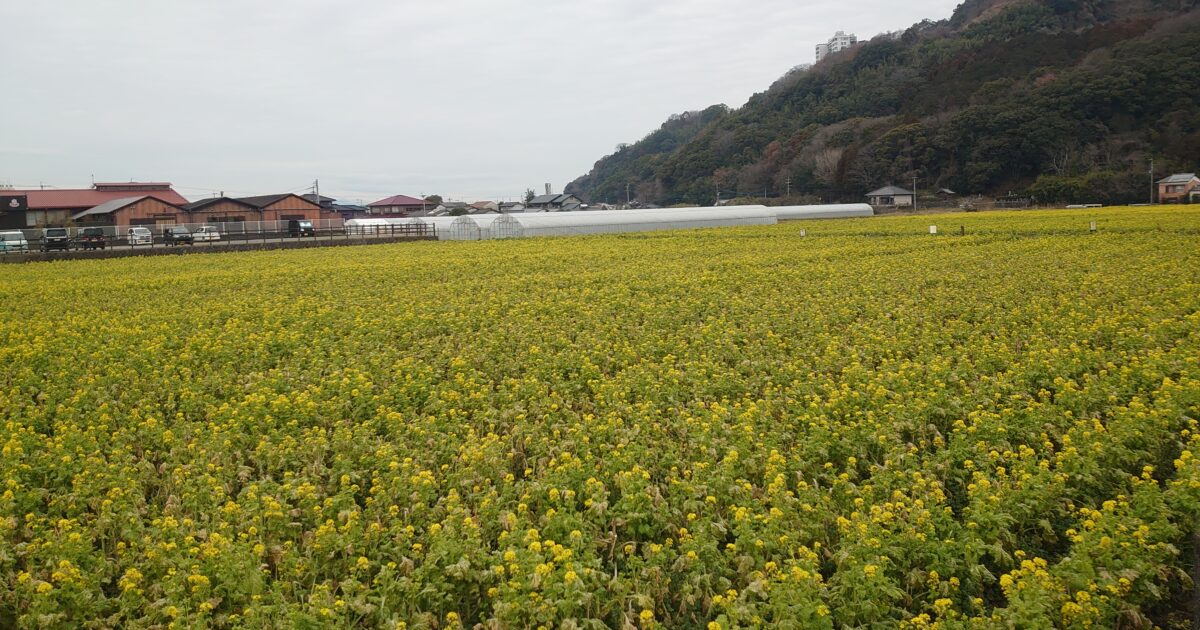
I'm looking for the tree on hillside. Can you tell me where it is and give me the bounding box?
[565,2,1200,204]
[424,194,443,205]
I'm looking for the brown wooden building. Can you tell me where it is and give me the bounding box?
[70,196,182,226]
[68,192,326,227]
[11,182,188,226]
[234,194,323,222]
[181,198,261,223]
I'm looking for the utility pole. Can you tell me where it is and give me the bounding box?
[912,174,918,211]
[1149,158,1155,204]
[715,183,720,206]
[314,179,320,207]
[786,176,791,198]
[625,183,631,207]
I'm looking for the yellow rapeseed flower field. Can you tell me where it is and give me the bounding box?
[2,206,1199,628]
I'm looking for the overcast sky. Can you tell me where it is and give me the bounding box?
[0,0,960,203]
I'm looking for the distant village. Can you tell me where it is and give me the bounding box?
[0,182,607,230]
[1,170,1197,232]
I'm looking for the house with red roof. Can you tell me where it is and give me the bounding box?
[367,194,431,216]
[11,182,188,226]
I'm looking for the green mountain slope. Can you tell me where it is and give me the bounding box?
[567,0,1200,206]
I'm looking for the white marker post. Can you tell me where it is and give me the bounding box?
[929,225,937,235]
[799,229,806,237]
[1089,221,1097,233]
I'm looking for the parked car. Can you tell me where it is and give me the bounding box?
[127,226,153,246]
[77,226,108,250]
[41,227,71,251]
[163,225,194,246]
[193,226,222,242]
[0,230,29,253]
[288,219,316,237]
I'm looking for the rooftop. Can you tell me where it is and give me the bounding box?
[11,183,188,209]
[70,196,174,220]
[182,197,259,212]
[529,193,579,205]
[368,194,429,207]
[93,182,173,190]
[867,185,914,197]
[234,193,319,209]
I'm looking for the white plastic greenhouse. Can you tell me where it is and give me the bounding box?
[343,218,391,235]
[345,203,871,242]
[446,216,483,241]
[479,214,524,239]
[509,207,777,238]
[442,214,525,240]
[769,204,873,220]
[406,216,460,238]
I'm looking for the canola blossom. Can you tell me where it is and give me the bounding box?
[1,206,1199,628]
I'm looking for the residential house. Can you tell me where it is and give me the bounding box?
[470,201,499,213]
[527,193,583,211]
[1157,173,1199,203]
[70,196,183,227]
[8,182,188,226]
[435,201,472,215]
[331,203,371,219]
[300,194,337,210]
[499,202,526,213]
[368,194,431,216]
[866,185,915,207]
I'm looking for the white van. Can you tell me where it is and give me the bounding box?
[0,230,29,253]
[193,226,222,242]
[127,226,153,246]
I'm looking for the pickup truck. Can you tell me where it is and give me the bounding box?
[77,227,108,250]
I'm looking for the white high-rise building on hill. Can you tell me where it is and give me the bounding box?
[815,31,858,62]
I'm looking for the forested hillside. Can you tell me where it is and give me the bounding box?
[567,0,1200,206]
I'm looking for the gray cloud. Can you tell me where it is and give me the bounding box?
[0,0,960,202]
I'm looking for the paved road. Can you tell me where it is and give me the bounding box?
[7,231,428,255]
[1,230,436,259]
